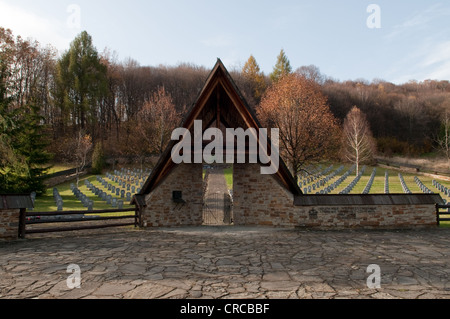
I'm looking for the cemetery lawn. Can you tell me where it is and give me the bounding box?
[306,163,448,198]
[45,164,75,175]
[33,174,134,214]
[32,162,450,227]
[301,163,450,228]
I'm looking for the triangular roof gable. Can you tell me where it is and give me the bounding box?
[138,59,302,197]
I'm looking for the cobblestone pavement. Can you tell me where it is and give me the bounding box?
[1,227,450,299]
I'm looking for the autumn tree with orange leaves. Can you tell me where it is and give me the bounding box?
[258,74,341,181]
[137,87,178,155]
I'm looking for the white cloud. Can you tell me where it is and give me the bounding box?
[420,41,450,80]
[421,41,450,68]
[388,40,450,84]
[0,0,77,53]
[385,3,450,41]
[383,4,450,83]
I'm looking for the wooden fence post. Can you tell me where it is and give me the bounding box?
[436,204,441,227]
[18,208,26,239]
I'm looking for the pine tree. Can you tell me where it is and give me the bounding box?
[242,55,266,103]
[270,49,292,83]
[11,102,52,195]
[55,31,108,133]
[91,142,106,174]
[0,49,22,193]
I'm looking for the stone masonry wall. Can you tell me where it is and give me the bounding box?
[0,209,20,241]
[232,163,437,229]
[142,163,203,227]
[294,205,436,229]
[233,163,296,227]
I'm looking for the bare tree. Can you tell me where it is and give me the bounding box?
[436,110,450,169]
[75,131,93,187]
[342,106,376,175]
[124,87,178,169]
[296,65,325,85]
[137,87,178,155]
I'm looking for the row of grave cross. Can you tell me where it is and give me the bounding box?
[398,174,412,194]
[414,177,433,194]
[96,176,140,201]
[362,168,377,195]
[108,168,151,183]
[385,172,390,194]
[53,188,64,211]
[70,184,94,210]
[433,180,450,197]
[340,166,367,195]
[300,165,358,195]
[87,179,125,208]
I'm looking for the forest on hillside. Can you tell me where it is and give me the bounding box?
[1,27,450,193]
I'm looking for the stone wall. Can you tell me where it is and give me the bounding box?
[294,205,437,229]
[232,163,439,229]
[233,163,296,227]
[142,163,203,227]
[0,209,20,241]
[140,162,440,229]
[44,171,87,188]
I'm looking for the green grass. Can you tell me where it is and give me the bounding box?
[203,166,233,190]
[34,162,450,227]
[33,174,135,213]
[224,167,233,190]
[300,163,449,199]
[45,164,75,175]
[300,163,450,228]
[0,164,75,177]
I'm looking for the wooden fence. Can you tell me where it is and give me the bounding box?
[436,204,450,226]
[19,207,140,239]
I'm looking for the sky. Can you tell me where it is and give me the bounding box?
[1,0,450,84]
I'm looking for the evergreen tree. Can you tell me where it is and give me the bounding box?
[91,142,106,174]
[0,47,22,193]
[55,31,108,134]
[12,102,52,195]
[242,55,266,103]
[0,29,52,194]
[270,49,292,83]
[0,102,51,194]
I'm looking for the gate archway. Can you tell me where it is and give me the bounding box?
[202,165,233,226]
[133,59,301,228]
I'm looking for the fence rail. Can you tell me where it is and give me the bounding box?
[19,208,140,238]
[435,204,450,226]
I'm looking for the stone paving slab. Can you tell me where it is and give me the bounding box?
[1,227,450,299]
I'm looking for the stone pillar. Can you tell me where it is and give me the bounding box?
[233,163,295,226]
[142,163,203,227]
[0,209,20,241]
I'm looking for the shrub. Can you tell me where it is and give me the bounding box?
[91,143,106,174]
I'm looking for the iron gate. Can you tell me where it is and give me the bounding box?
[203,192,233,225]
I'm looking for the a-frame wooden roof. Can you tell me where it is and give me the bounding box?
[137,59,302,197]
